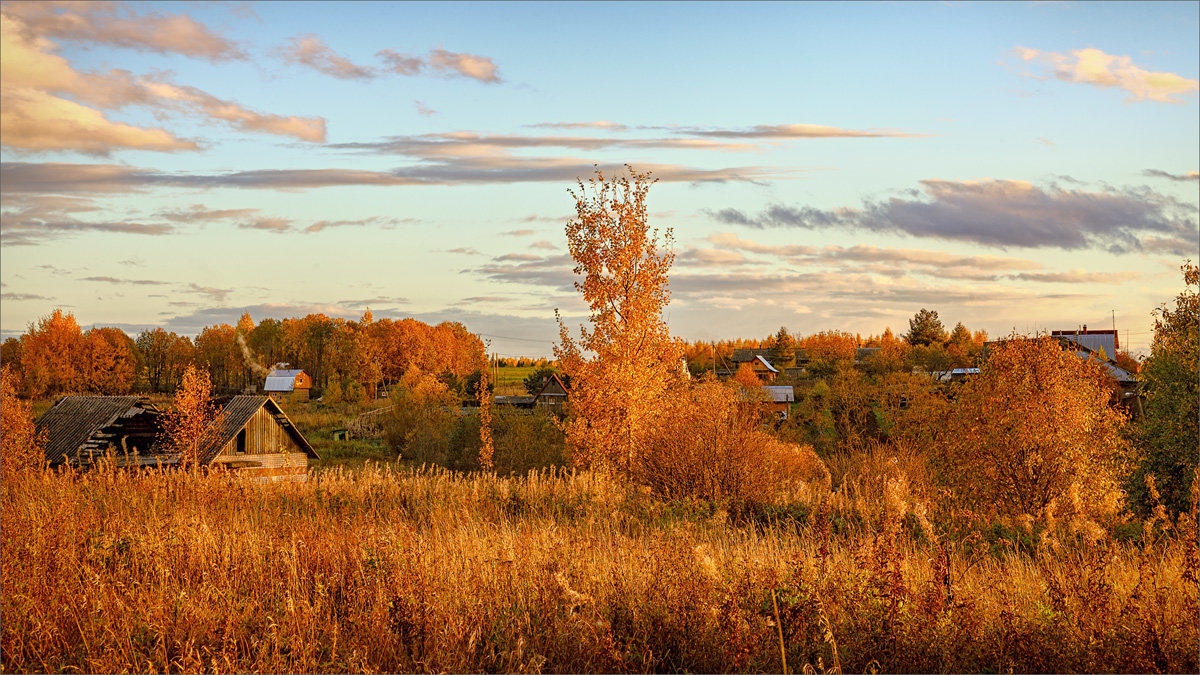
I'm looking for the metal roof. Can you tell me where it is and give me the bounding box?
[263,375,297,392]
[1057,333,1118,359]
[35,396,158,466]
[761,386,795,403]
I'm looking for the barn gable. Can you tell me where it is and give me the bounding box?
[198,395,317,464]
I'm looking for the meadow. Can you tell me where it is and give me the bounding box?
[2,448,1196,673]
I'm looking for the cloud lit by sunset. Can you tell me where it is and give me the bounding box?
[1,1,1196,357]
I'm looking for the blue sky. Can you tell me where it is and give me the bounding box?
[2,1,1197,358]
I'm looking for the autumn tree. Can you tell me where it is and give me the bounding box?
[21,309,84,397]
[904,336,1128,517]
[81,327,137,394]
[1,365,43,476]
[1128,262,1199,516]
[556,167,682,473]
[905,308,947,346]
[158,364,218,466]
[733,361,762,388]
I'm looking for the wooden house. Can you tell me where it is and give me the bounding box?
[200,396,318,481]
[35,395,318,481]
[533,373,569,413]
[761,386,795,419]
[263,365,313,401]
[37,396,162,468]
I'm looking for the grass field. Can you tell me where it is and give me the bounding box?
[2,457,1196,673]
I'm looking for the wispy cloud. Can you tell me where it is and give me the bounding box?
[279,34,375,80]
[500,229,535,237]
[708,178,1199,255]
[1,5,325,154]
[2,1,246,61]
[1014,46,1199,103]
[79,275,170,286]
[1010,270,1142,284]
[3,160,778,193]
[1143,169,1200,182]
[187,283,233,302]
[0,291,51,301]
[377,47,502,83]
[665,123,927,139]
[157,204,260,222]
[414,100,437,117]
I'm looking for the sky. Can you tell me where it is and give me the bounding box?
[1,1,1197,359]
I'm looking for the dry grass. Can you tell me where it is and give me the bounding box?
[3,459,1197,673]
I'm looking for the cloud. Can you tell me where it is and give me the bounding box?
[331,131,756,155]
[1,291,51,301]
[1,192,176,245]
[704,232,817,257]
[501,229,535,237]
[414,100,437,117]
[1014,46,1199,103]
[337,296,409,310]
[377,47,502,83]
[187,284,233,302]
[158,204,260,222]
[675,248,760,268]
[667,123,927,139]
[493,253,543,262]
[527,121,631,131]
[708,178,1199,255]
[0,8,325,153]
[446,247,482,255]
[1143,169,1200,182]
[79,276,170,286]
[1010,270,1141,284]
[3,159,776,193]
[239,217,293,232]
[305,216,413,233]
[279,34,375,79]
[529,240,557,250]
[429,47,501,83]
[2,1,246,61]
[475,254,576,291]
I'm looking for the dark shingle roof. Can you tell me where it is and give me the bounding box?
[36,396,159,466]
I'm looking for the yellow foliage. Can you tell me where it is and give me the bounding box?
[556,167,682,474]
[904,335,1129,518]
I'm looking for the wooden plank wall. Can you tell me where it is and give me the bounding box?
[212,407,309,481]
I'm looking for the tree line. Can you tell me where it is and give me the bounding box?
[0,310,486,400]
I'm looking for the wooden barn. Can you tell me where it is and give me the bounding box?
[35,395,317,481]
[533,373,569,413]
[200,396,318,481]
[263,365,313,401]
[37,396,163,468]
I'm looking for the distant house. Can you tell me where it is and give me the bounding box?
[761,385,795,419]
[35,395,318,481]
[36,396,162,468]
[533,373,569,413]
[264,364,313,401]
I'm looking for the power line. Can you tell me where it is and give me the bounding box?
[475,332,555,344]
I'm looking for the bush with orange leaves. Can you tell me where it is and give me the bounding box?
[0,366,43,477]
[902,335,1129,518]
[637,378,825,502]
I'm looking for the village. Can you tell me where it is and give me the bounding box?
[23,318,1142,480]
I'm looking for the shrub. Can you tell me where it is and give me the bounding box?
[636,378,825,503]
[903,336,1128,518]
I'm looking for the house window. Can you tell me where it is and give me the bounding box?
[236,429,247,454]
